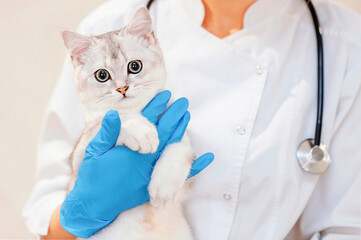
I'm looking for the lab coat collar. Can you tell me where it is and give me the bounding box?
[179,0,292,29]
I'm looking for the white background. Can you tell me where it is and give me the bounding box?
[0,0,360,238]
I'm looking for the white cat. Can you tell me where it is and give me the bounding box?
[62,6,194,240]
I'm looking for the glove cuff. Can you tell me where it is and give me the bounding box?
[60,199,113,238]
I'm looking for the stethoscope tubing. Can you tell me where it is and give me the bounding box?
[305,0,324,146]
[146,0,155,10]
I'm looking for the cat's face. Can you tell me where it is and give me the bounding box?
[62,7,166,113]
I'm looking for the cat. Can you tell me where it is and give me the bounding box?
[62,6,194,240]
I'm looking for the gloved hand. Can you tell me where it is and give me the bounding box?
[60,90,214,238]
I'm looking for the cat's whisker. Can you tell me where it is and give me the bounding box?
[134,81,157,87]
[133,84,156,90]
[95,94,114,104]
[141,82,158,87]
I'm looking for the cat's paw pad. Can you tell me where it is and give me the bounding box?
[117,124,159,154]
[148,178,184,208]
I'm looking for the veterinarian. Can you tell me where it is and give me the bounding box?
[23,0,361,239]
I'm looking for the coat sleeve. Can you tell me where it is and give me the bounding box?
[22,56,84,236]
[299,39,361,240]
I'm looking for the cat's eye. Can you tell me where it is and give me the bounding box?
[128,60,142,74]
[94,69,111,82]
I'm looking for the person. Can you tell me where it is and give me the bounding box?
[23,0,361,239]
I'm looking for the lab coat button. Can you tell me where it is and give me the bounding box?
[256,66,263,75]
[237,126,246,135]
[223,193,232,200]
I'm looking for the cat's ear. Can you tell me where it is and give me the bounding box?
[61,30,92,64]
[125,6,154,41]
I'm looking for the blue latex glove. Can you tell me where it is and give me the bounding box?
[60,91,214,238]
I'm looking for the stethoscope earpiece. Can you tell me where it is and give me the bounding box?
[296,139,331,174]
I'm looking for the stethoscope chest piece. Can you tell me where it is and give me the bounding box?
[296,139,331,174]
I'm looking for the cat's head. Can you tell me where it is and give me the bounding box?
[62,6,166,113]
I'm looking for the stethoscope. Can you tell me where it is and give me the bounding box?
[146,0,331,174]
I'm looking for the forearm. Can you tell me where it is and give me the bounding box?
[41,205,77,240]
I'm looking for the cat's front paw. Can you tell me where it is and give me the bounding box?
[116,118,159,154]
[148,143,192,208]
[149,177,184,208]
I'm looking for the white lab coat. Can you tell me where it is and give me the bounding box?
[23,0,361,239]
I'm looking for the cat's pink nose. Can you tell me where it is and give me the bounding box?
[116,86,129,96]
